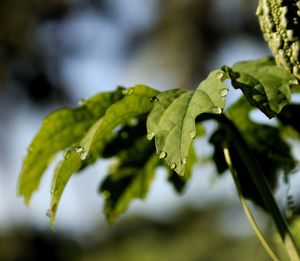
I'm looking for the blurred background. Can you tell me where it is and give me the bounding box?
[0,0,281,260]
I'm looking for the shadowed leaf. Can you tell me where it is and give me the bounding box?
[224,57,295,118]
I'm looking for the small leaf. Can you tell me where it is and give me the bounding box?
[49,85,159,225]
[225,56,295,118]
[147,69,228,176]
[18,88,124,204]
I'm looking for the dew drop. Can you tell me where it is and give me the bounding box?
[216,71,224,80]
[189,131,196,139]
[289,78,299,85]
[79,150,88,160]
[147,132,155,140]
[127,88,134,95]
[181,157,187,165]
[74,146,83,153]
[50,189,57,196]
[74,146,88,160]
[170,162,176,169]
[122,88,134,95]
[159,151,167,159]
[212,107,222,114]
[78,98,86,106]
[150,96,159,102]
[220,88,228,97]
[64,150,71,160]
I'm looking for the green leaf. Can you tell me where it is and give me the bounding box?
[147,69,228,176]
[18,88,124,204]
[49,85,159,226]
[224,56,295,118]
[100,136,158,223]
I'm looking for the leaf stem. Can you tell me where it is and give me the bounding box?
[223,147,279,261]
[220,114,300,261]
[196,113,300,260]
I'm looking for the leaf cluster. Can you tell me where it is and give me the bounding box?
[17,57,300,228]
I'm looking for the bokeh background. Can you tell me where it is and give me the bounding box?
[0,0,285,260]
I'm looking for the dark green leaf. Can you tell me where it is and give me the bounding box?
[100,136,158,223]
[224,57,295,118]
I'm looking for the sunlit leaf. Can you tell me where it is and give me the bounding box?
[147,69,228,176]
[49,85,159,225]
[18,88,124,204]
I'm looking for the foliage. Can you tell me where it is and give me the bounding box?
[17,1,300,260]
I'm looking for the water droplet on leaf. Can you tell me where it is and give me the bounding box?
[212,107,222,114]
[122,88,134,95]
[170,162,176,169]
[74,146,88,160]
[127,88,134,95]
[159,151,167,159]
[50,189,57,196]
[189,131,196,139]
[289,78,299,85]
[216,71,224,80]
[181,158,187,165]
[79,150,88,160]
[150,96,159,102]
[64,151,71,160]
[74,146,83,153]
[220,88,228,97]
[147,132,155,140]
